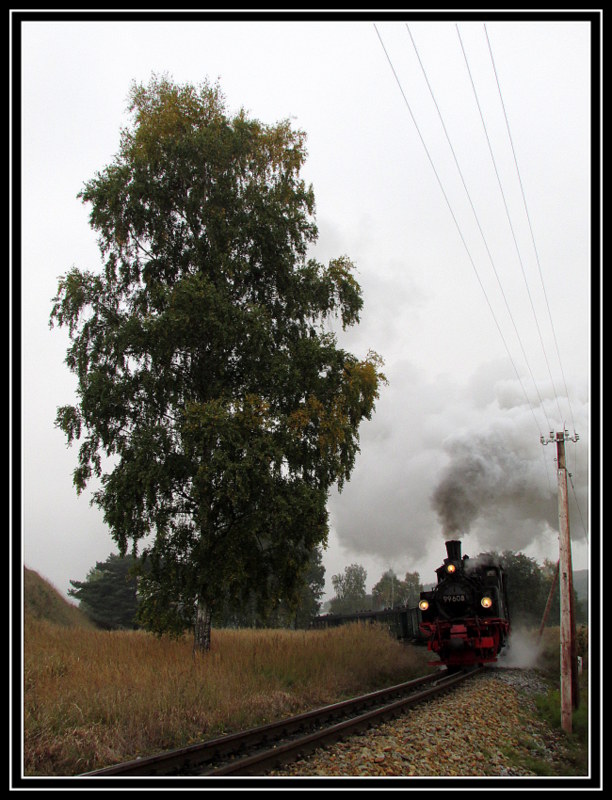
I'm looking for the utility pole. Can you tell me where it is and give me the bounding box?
[537,560,559,642]
[541,429,580,733]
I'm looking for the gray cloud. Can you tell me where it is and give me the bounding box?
[328,357,589,576]
[18,18,594,602]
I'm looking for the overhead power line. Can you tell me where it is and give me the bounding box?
[455,23,565,427]
[373,23,546,439]
[374,22,587,539]
[406,23,555,434]
[483,24,578,438]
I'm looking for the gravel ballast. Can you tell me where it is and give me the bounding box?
[269,668,576,777]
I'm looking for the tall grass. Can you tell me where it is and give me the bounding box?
[23,618,432,776]
[532,625,590,752]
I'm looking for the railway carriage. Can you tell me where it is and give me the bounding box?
[310,605,423,642]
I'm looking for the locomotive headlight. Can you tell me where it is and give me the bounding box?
[418,599,429,611]
[481,596,493,609]
[446,564,456,574]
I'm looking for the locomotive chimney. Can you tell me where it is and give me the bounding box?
[445,540,462,562]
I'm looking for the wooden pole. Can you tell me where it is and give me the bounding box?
[555,431,577,733]
[537,560,559,642]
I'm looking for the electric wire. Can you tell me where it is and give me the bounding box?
[375,23,589,535]
[456,24,565,429]
[482,24,586,533]
[373,23,546,440]
[484,24,578,438]
[406,23,554,435]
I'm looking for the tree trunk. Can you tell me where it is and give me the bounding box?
[193,599,212,653]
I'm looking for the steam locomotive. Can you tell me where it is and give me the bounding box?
[311,539,510,669]
[418,539,510,667]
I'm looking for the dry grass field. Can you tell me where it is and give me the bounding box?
[22,570,434,776]
[21,569,589,778]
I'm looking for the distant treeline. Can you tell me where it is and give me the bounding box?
[63,548,587,633]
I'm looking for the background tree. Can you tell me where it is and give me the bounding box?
[529,556,586,626]
[69,552,141,630]
[371,568,422,609]
[329,563,368,614]
[50,75,385,652]
[499,551,585,627]
[402,570,423,607]
[212,545,325,629]
[498,550,550,626]
[279,544,326,628]
[371,569,402,609]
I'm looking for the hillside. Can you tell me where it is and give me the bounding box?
[23,567,97,629]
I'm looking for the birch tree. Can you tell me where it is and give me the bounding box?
[50,75,385,652]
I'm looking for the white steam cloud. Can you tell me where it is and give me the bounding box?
[328,357,589,574]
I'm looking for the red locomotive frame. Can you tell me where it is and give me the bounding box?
[420,616,511,667]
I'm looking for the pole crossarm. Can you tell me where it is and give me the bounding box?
[540,429,580,446]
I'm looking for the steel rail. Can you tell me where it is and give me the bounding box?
[83,667,479,778]
[203,667,479,775]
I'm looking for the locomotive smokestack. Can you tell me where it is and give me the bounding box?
[445,539,462,562]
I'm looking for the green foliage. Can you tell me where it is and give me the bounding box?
[50,75,385,649]
[371,569,422,609]
[499,550,550,625]
[213,545,326,629]
[535,686,589,746]
[69,553,141,630]
[497,551,585,628]
[329,563,368,614]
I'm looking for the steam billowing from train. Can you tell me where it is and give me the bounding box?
[328,360,589,568]
[431,431,558,540]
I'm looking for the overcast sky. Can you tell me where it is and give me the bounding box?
[15,11,599,605]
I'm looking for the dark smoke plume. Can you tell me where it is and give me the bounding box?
[432,456,485,537]
[431,430,557,542]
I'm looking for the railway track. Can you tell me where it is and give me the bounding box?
[83,666,481,778]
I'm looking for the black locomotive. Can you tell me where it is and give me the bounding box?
[418,539,510,667]
[311,540,510,668]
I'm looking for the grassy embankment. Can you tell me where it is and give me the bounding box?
[500,624,591,776]
[22,569,433,776]
[21,569,593,778]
